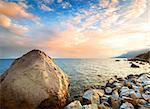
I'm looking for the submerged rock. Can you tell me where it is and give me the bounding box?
[131,63,140,68]
[0,49,69,109]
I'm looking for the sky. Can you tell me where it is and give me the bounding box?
[0,0,150,58]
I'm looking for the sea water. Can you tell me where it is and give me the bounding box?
[0,58,150,99]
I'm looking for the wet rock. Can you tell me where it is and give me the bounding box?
[120,102,134,109]
[139,62,145,65]
[131,63,140,68]
[64,100,82,109]
[82,89,104,104]
[0,49,69,109]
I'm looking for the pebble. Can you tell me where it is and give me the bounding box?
[105,87,112,95]
[64,100,82,109]
[82,89,104,104]
[120,102,134,109]
[64,73,150,109]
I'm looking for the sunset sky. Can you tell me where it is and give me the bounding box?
[0,0,150,58]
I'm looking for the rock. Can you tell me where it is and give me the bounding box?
[132,85,143,94]
[123,96,140,106]
[111,98,120,109]
[105,87,112,95]
[82,89,104,104]
[142,93,150,101]
[137,104,150,109]
[112,89,119,100]
[131,63,140,68]
[113,82,122,89]
[132,51,150,63]
[82,104,98,109]
[115,60,120,62]
[120,102,134,109]
[137,74,150,86]
[139,62,145,65]
[120,87,130,97]
[0,49,69,109]
[98,103,111,109]
[64,100,82,109]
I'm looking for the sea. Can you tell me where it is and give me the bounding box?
[0,58,150,100]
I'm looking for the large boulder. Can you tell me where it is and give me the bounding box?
[0,49,69,109]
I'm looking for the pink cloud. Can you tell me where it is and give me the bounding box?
[0,1,36,20]
[0,15,29,33]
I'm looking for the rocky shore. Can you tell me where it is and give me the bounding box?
[0,49,149,109]
[64,73,150,109]
[128,51,150,63]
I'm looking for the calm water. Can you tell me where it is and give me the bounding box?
[0,58,150,99]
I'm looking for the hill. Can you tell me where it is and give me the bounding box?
[116,49,149,58]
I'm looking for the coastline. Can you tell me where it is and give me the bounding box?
[65,72,150,109]
[0,50,150,109]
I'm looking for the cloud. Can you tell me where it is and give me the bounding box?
[40,4,53,12]
[0,0,149,58]
[69,0,147,31]
[0,15,29,33]
[0,1,36,20]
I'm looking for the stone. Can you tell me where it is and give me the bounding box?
[64,100,82,109]
[120,102,134,109]
[98,104,111,109]
[120,87,130,97]
[105,87,112,95]
[0,49,69,109]
[123,96,140,106]
[137,104,150,109]
[131,63,140,68]
[112,89,119,100]
[137,74,150,86]
[111,98,120,109]
[142,93,150,101]
[83,89,104,104]
[113,82,123,89]
[82,104,98,109]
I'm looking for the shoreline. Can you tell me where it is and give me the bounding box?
[65,72,150,109]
